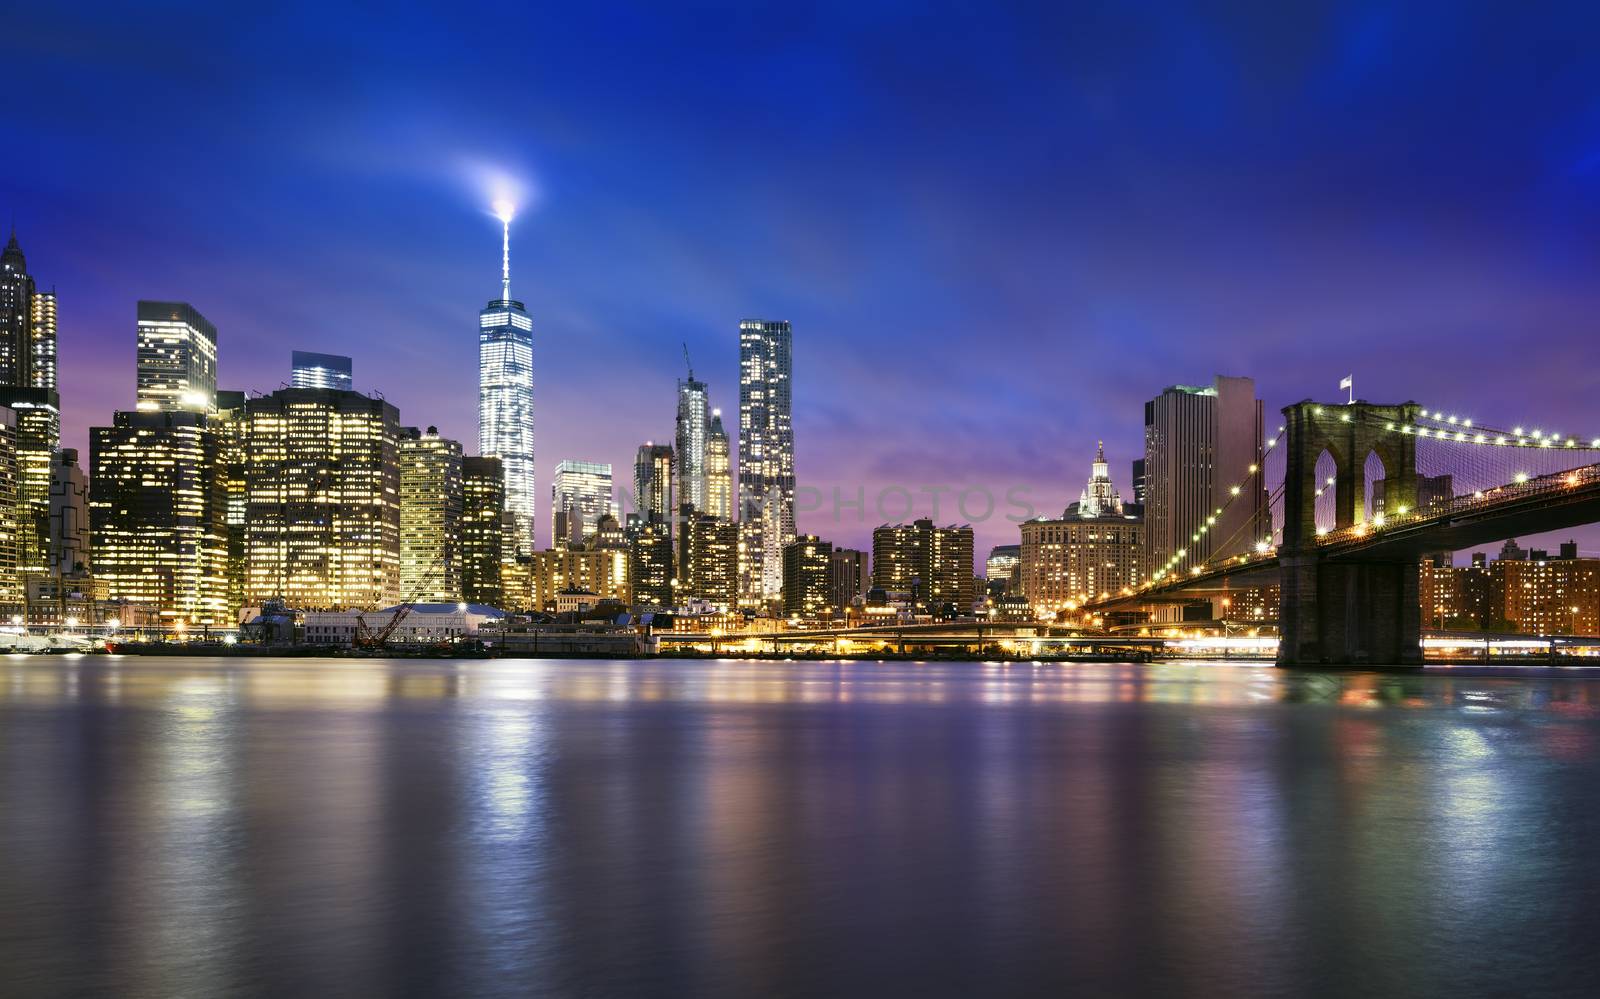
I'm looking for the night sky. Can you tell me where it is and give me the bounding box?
[5,2,1600,556]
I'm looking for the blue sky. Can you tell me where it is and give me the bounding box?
[5,1,1600,554]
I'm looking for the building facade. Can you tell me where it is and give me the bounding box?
[47,447,90,575]
[783,535,833,620]
[738,319,795,602]
[629,521,674,609]
[0,386,60,574]
[479,286,535,552]
[89,410,229,626]
[528,545,632,611]
[705,409,732,521]
[828,547,869,612]
[1143,376,1264,583]
[676,372,710,514]
[291,350,353,390]
[136,300,217,414]
[244,387,401,610]
[633,444,674,527]
[872,519,976,617]
[682,512,738,609]
[1019,444,1145,613]
[1,232,55,391]
[551,459,613,547]
[0,406,17,604]
[399,427,464,602]
[212,390,250,617]
[462,456,505,607]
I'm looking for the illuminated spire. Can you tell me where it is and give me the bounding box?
[493,200,515,300]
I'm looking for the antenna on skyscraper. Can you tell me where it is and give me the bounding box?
[493,200,516,301]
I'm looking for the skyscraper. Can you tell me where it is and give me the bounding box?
[0,232,61,579]
[0,406,17,603]
[461,456,506,607]
[1142,376,1264,583]
[291,351,353,390]
[551,460,614,546]
[90,410,229,626]
[136,301,218,413]
[213,390,250,616]
[705,409,731,521]
[675,366,710,514]
[47,448,91,576]
[399,426,464,602]
[0,231,54,390]
[478,204,535,552]
[244,387,401,610]
[0,387,60,574]
[633,443,674,526]
[29,291,56,393]
[738,319,794,602]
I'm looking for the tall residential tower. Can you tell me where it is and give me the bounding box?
[675,358,710,515]
[737,319,794,602]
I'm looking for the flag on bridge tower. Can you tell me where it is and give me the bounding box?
[1339,375,1354,404]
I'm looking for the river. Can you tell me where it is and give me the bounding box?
[2,656,1598,997]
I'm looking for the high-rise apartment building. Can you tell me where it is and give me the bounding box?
[551,460,614,547]
[629,521,674,609]
[706,409,731,521]
[872,519,975,617]
[1142,375,1264,582]
[462,456,505,607]
[633,443,674,526]
[47,447,91,576]
[676,371,710,513]
[244,387,401,610]
[782,535,832,620]
[681,512,738,609]
[828,547,869,612]
[399,426,464,602]
[291,351,353,391]
[479,208,535,552]
[89,410,229,626]
[738,319,794,602]
[136,301,218,414]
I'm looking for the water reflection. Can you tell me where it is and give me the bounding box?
[2,657,1600,997]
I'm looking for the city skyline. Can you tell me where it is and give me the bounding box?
[8,4,1600,559]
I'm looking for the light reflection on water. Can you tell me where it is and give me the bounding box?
[2,656,1600,997]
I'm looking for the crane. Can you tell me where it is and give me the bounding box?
[353,550,448,649]
[682,342,694,380]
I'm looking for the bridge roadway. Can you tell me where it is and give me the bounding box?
[1087,459,1600,613]
[659,621,1169,653]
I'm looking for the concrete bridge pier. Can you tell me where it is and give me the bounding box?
[1279,551,1422,667]
[1276,399,1424,668]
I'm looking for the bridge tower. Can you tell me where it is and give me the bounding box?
[1278,400,1423,667]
